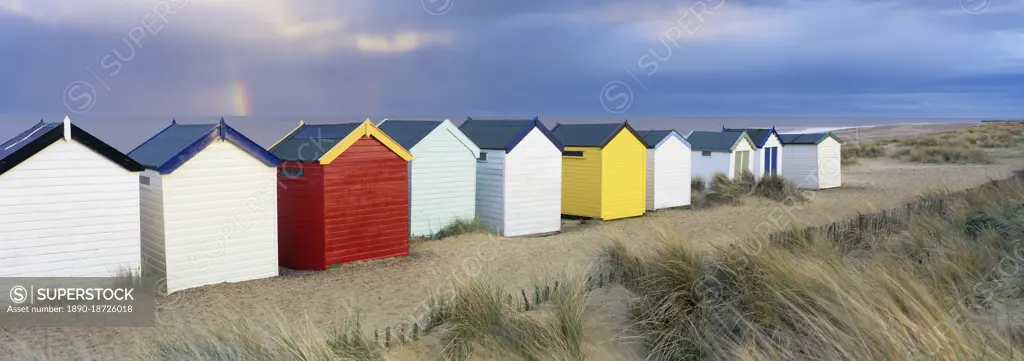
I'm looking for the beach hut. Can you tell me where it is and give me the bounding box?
[270,119,412,270]
[127,119,281,293]
[0,117,144,277]
[778,133,843,190]
[458,117,562,236]
[550,122,647,220]
[722,127,783,179]
[687,131,756,182]
[637,129,691,211]
[377,119,480,238]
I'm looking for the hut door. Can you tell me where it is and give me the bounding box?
[765,147,778,176]
[733,150,750,178]
[742,151,750,176]
[733,151,742,178]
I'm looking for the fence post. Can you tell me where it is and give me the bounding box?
[522,289,531,311]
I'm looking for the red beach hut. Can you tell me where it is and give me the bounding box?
[269,119,413,270]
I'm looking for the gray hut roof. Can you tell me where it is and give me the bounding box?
[722,127,779,148]
[779,132,844,145]
[686,131,753,152]
[269,123,361,162]
[550,122,640,148]
[377,120,444,150]
[635,129,689,149]
[458,117,563,152]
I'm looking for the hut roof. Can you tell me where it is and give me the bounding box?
[376,120,444,149]
[686,131,754,152]
[459,117,563,153]
[1,117,142,176]
[722,127,780,148]
[779,132,844,145]
[269,119,413,163]
[550,122,642,148]
[129,119,279,174]
[635,129,690,149]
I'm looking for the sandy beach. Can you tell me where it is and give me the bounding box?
[2,121,1020,360]
[832,122,979,143]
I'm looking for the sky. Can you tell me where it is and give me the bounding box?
[0,0,1022,124]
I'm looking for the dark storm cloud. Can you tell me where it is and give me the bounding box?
[0,0,1021,119]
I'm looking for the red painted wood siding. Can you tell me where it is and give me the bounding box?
[277,163,327,270]
[323,136,410,265]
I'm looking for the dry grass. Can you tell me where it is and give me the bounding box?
[44,273,598,361]
[889,145,993,164]
[841,143,885,165]
[691,177,706,193]
[603,176,1024,360]
[853,122,1024,165]
[750,174,807,203]
[694,172,806,208]
[429,218,493,240]
[435,274,592,361]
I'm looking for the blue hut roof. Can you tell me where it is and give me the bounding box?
[722,127,780,148]
[1,119,143,176]
[128,119,280,174]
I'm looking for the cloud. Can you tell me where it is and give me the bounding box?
[0,0,1021,118]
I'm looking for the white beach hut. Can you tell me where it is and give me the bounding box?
[637,129,691,210]
[779,132,843,190]
[377,119,481,238]
[128,119,281,294]
[722,127,783,179]
[687,131,756,182]
[0,117,144,277]
[459,117,563,237]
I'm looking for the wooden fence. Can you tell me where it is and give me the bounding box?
[368,171,1024,350]
[366,272,620,349]
[768,174,1022,245]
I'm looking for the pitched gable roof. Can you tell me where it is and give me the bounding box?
[0,117,143,176]
[270,119,413,163]
[458,117,563,153]
[687,131,754,152]
[549,122,642,148]
[722,127,780,148]
[635,129,690,149]
[128,119,280,174]
[376,120,444,150]
[779,132,844,145]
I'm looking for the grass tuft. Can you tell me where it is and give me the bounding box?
[751,174,807,203]
[431,218,493,240]
[603,176,1024,360]
[691,177,706,192]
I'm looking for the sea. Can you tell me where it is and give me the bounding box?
[0,115,989,153]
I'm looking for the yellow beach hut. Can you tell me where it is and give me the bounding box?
[550,122,647,220]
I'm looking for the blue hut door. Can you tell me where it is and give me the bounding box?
[764,149,771,174]
[764,147,778,176]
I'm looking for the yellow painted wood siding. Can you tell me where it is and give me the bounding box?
[600,129,647,220]
[560,146,602,218]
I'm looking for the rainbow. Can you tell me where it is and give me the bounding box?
[231,82,252,116]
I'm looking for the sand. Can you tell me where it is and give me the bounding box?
[2,123,1021,360]
[833,122,978,143]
